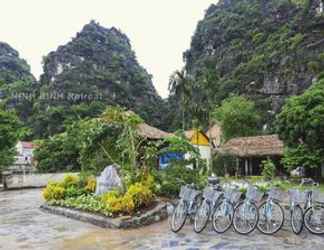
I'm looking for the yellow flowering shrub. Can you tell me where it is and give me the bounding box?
[101,180,154,215]
[85,176,96,193]
[119,194,135,214]
[127,182,154,208]
[101,190,135,215]
[142,174,155,191]
[43,173,155,216]
[43,182,65,201]
[101,190,120,204]
[62,175,79,188]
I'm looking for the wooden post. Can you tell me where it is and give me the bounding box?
[245,159,248,176]
[236,158,239,177]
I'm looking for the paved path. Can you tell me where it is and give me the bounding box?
[0,189,324,250]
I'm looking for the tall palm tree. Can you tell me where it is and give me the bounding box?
[168,69,191,130]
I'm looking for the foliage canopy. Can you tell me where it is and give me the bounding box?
[276,77,324,169]
[213,95,261,141]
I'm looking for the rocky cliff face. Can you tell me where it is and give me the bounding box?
[1,21,167,138]
[181,0,324,125]
[0,42,36,121]
[32,21,165,137]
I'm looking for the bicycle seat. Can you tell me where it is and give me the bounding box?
[208,176,220,186]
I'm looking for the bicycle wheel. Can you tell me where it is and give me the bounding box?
[194,200,210,233]
[291,204,304,234]
[170,200,188,233]
[233,201,259,235]
[212,200,234,233]
[257,201,284,235]
[304,204,324,235]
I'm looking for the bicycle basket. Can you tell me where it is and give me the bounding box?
[202,186,216,200]
[179,186,191,200]
[223,188,241,203]
[268,188,284,202]
[288,189,306,204]
[312,190,324,204]
[203,187,222,202]
[246,186,263,203]
[224,188,234,200]
[189,189,201,201]
[230,191,242,204]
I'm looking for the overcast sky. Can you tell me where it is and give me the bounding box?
[0,0,216,98]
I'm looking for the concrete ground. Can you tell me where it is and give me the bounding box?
[0,189,324,250]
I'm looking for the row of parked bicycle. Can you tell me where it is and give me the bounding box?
[169,181,324,235]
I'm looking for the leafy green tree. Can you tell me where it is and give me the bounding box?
[0,108,22,169]
[276,76,324,170]
[213,96,261,141]
[281,145,322,171]
[261,158,276,180]
[33,119,88,173]
[30,102,105,139]
[34,106,145,179]
[159,132,200,159]
[167,64,220,130]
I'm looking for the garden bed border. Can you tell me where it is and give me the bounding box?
[40,201,168,229]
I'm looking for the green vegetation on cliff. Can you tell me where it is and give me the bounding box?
[0,21,166,139]
[169,0,324,130]
[32,21,165,138]
[0,42,36,123]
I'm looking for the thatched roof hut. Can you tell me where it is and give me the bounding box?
[136,123,171,139]
[219,134,284,157]
[116,110,171,140]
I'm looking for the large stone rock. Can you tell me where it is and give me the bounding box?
[95,164,123,195]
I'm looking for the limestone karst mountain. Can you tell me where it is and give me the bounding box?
[0,21,166,138]
[168,0,324,129]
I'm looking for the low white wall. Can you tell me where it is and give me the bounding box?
[4,172,79,189]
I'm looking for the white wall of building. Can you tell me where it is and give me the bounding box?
[15,142,34,165]
[4,172,79,189]
[185,145,211,169]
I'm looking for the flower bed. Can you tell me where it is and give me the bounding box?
[42,174,160,221]
[41,200,168,229]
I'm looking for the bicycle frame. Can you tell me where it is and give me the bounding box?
[241,199,255,220]
[264,198,274,219]
[289,190,313,213]
[289,190,306,213]
[186,191,202,216]
[187,199,198,215]
[304,191,313,210]
[222,197,231,216]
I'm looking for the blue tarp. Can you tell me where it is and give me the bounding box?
[159,152,184,169]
